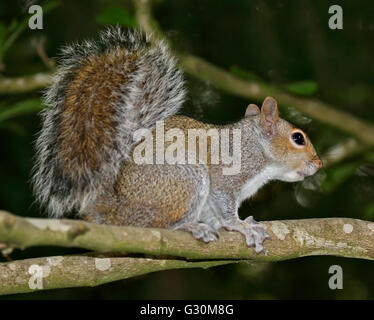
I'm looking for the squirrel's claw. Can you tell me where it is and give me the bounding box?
[224,216,269,253]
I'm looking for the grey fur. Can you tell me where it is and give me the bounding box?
[32,27,186,217]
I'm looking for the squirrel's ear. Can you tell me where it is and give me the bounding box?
[260,97,279,137]
[245,104,260,117]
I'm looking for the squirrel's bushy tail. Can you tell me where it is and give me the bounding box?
[32,27,186,218]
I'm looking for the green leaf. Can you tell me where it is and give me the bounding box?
[321,162,358,193]
[0,98,44,122]
[230,65,263,81]
[96,7,137,27]
[283,80,318,96]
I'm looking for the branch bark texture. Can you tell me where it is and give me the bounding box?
[0,210,373,295]
[1,211,373,261]
[0,254,235,295]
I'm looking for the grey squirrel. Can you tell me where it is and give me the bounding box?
[32,27,322,253]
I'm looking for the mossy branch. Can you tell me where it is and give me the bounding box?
[0,210,373,294]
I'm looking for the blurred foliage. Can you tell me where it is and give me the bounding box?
[0,0,59,65]
[282,80,318,96]
[321,161,359,193]
[0,0,373,299]
[95,6,136,27]
[230,65,264,82]
[0,98,43,122]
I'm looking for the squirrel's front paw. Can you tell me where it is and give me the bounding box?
[224,216,270,253]
[174,222,219,243]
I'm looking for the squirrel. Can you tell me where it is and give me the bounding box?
[32,27,322,253]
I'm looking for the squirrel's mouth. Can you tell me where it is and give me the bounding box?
[292,171,307,181]
[296,171,307,177]
[297,162,321,178]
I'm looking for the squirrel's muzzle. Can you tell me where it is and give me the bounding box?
[313,158,323,170]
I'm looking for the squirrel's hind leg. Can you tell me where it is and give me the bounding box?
[170,165,222,243]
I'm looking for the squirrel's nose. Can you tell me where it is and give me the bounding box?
[314,158,323,169]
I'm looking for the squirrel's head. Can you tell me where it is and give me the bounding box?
[245,97,322,182]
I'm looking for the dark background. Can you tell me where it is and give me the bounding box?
[0,0,373,299]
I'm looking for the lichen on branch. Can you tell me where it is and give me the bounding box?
[0,210,373,261]
[0,210,373,295]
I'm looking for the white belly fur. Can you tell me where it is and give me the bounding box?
[239,166,279,202]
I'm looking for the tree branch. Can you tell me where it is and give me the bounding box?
[322,138,365,167]
[0,210,373,294]
[0,73,52,94]
[0,254,236,295]
[1,211,373,261]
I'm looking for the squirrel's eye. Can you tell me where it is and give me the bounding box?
[291,132,305,146]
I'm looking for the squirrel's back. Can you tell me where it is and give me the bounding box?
[32,27,186,217]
